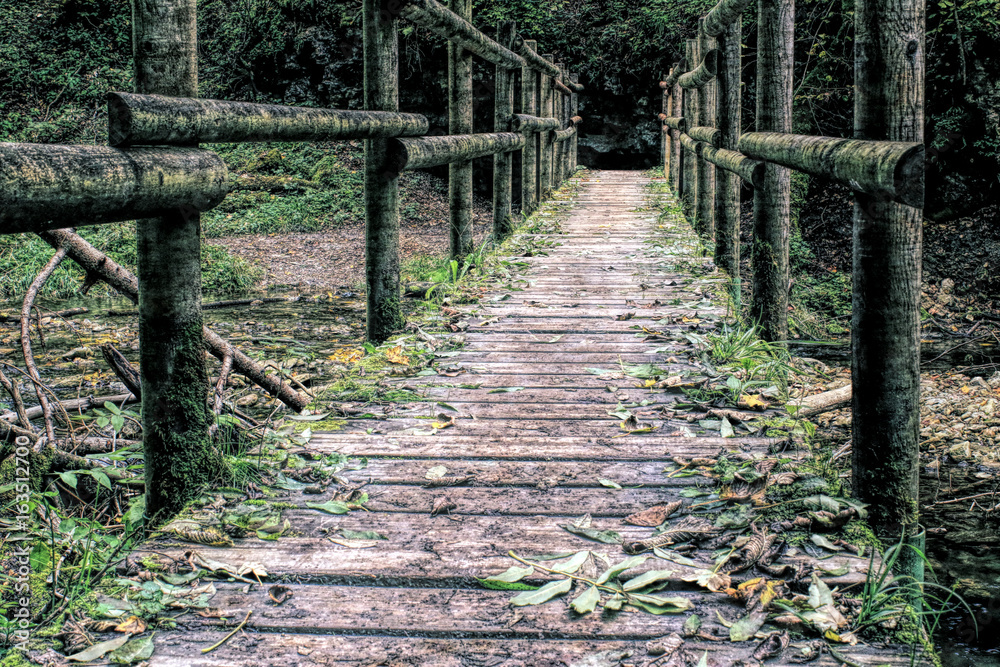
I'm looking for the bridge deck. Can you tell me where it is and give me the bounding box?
[137,171,928,666]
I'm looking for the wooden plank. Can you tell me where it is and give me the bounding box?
[334,418,731,438]
[149,633,921,667]
[311,433,775,461]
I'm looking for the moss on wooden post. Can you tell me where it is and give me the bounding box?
[520,40,539,215]
[697,23,717,241]
[539,54,555,199]
[750,0,794,342]
[399,0,524,69]
[448,0,474,260]
[680,41,698,219]
[364,0,405,343]
[851,0,925,539]
[132,0,216,520]
[570,74,580,175]
[710,5,746,284]
[670,64,685,194]
[390,133,525,170]
[558,64,570,182]
[493,21,517,239]
[661,70,674,181]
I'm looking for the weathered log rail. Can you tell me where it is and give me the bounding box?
[656,0,926,559]
[0,0,582,514]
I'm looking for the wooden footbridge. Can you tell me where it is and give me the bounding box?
[0,0,933,663]
[140,171,926,666]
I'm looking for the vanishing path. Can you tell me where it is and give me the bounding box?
[143,171,924,666]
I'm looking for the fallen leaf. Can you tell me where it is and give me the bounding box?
[510,578,573,606]
[570,585,601,614]
[268,585,293,604]
[425,465,448,479]
[622,569,676,591]
[599,478,623,489]
[730,610,767,641]
[431,496,457,516]
[113,616,146,634]
[385,345,409,365]
[109,634,154,664]
[560,514,621,544]
[488,386,525,393]
[624,502,682,527]
[67,635,130,662]
[484,565,535,583]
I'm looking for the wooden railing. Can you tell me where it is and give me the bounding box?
[0,0,581,516]
[658,0,926,549]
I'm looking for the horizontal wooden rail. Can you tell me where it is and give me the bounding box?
[108,93,429,146]
[703,0,754,36]
[389,132,525,171]
[663,116,687,132]
[688,125,722,148]
[400,0,525,69]
[513,36,560,76]
[553,126,576,143]
[661,60,686,89]
[678,132,703,154]
[553,79,573,96]
[512,114,560,132]
[566,79,585,93]
[701,145,765,186]
[678,49,719,89]
[738,132,924,207]
[0,143,228,234]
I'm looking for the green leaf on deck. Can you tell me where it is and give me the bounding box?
[571,585,601,614]
[305,500,352,514]
[338,530,387,540]
[550,551,591,574]
[560,514,622,544]
[622,569,676,591]
[109,634,155,664]
[596,555,648,584]
[683,613,702,636]
[510,578,573,606]
[730,610,767,641]
[484,565,534,583]
[599,478,623,489]
[488,386,525,393]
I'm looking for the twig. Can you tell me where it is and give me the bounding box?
[209,351,234,438]
[0,362,78,447]
[201,610,252,654]
[0,365,36,432]
[20,248,67,442]
[927,491,998,507]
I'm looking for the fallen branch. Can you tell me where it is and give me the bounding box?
[1,392,137,424]
[0,365,34,432]
[0,307,87,322]
[21,248,67,442]
[100,345,143,398]
[37,228,310,411]
[787,384,852,418]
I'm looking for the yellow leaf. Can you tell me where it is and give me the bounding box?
[644,379,657,388]
[385,346,409,366]
[114,615,147,633]
[328,348,364,364]
[680,316,701,324]
[739,394,768,409]
[431,418,454,429]
[961,385,971,394]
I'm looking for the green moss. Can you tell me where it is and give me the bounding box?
[0,650,32,667]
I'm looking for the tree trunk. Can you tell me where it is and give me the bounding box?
[448,0,474,260]
[713,15,743,286]
[750,0,794,342]
[364,0,405,343]
[108,93,429,146]
[132,0,216,521]
[493,21,517,239]
[697,24,717,241]
[852,0,925,538]
[0,144,228,235]
[520,41,539,215]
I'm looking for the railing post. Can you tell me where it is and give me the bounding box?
[521,39,539,215]
[713,10,743,291]
[697,20,717,241]
[493,20,517,239]
[670,71,683,194]
[570,73,580,176]
[449,0,474,259]
[364,0,404,343]
[539,54,555,198]
[132,0,215,519]
[750,0,794,341]
[681,40,698,219]
[662,71,672,181]
[852,0,925,544]
[558,63,569,182]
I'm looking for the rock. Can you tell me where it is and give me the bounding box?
[941,278,956,294]
[236,394,259,407]
[970,376,989,389]
[62,347,93,360]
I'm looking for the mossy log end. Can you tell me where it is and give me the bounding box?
[663,116,687,132]
[566,79,584,93]
[108,93,429,147]
[390,133,525,171]
[513,37,560,77]
[688,126,722,148]
[399,0,524,69]
[512,114,560,132]
[553,79,573,96]
[662,60,686,89]
[701,145,765,186]
[678,50,719,89]
[553,126,577,143]
[570,116,584,126]
[0,143,228,234]
[679,133,705,156]
[738,132,924,207]
[703,0,755,36]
